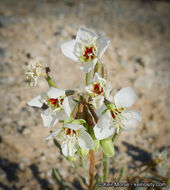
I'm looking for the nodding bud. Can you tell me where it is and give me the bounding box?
[83,105,95,127]
[65,90,75,96]
[102,64,107,80]
[76,103,84,119]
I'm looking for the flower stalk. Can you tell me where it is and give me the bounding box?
[103,154,109,182]
[89,149,95,190]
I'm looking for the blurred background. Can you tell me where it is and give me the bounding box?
[0,0,170,189]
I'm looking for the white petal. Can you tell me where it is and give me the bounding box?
[64,124,85,131]
[41,109,63,128]
[85,84,93,93]
[27,95,43,108]
[93,111,114,140]
[76,26,97,43]
[114,87,136,108]
[80,58,98,73]
[61,40,78,62]
[44,129,61,140]
[93,73,106,83]
[61,141,71,157]
[96,104,108,117]
[122,110,141,130]
[105,83,112,98]
[92,96,104,109]
[63,97,71,117]
[61,140,76,157]
[47,87,65,99]
[97,37,110,58]
[94,124,114,140]
[78,129,94,149]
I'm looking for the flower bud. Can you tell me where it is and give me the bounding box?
[77,147,89,157]
[100,138,114,157]
[67,156,77,162]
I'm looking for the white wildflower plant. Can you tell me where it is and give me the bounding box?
[25,59,42,86]
[25,26,144,189]
[61,26,110,73]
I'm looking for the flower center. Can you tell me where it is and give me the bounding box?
[83,46,96,61]
[110,108,121,119]
[48,97,64,108]
[63,128,77,136]
[93,83,103,95]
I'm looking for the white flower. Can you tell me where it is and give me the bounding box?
[27,87,71,128]
[25,60,42,86]
[94,87,141,140]
[85,73,112,109]
[61,26,110,73]
[45,123,94,157]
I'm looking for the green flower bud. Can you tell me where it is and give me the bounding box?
[77,147,89,157]
[100,138,115,157]
[67,156,77,162]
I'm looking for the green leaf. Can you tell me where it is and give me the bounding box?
[53,139,62,152]
[100,138,115,157]
[72,119,86,125]
[53,168,67,190]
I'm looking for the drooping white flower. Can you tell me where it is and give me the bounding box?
[85,73,112,109]
[94,87,141,140]
[25,60,42,86]
[27,87,71,128]
[61,26,110,73]
[45,123,94,157]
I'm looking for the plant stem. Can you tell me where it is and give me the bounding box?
[112,128,123,145]
[86,72,90,86]
[45,76,56,87]
[94,62,101,75]
[89,150,95,190]
[103,154,109,182]
[80,156,85,169]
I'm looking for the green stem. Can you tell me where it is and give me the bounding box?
[80,156,85,168]
[103,154,109,182]
[112,128,123,144]
[118,167,125,182]
[45,76,56,87]
[94,62,101,75]
[86,72,90,86]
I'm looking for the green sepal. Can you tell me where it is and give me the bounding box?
[77,147,89,157]
[67,156,77,162]
[100,138,115,157]
[63,116,86,125]
[71,119,86,125]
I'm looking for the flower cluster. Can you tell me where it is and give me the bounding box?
[26,26,141,160]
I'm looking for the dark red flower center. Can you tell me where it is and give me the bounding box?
[83,47,96,60]
[110,108,121,119]
[49,97,64,107]
[93,83,103,95]
[64,128,77,136]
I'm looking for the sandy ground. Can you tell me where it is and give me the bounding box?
[0,0,170,189]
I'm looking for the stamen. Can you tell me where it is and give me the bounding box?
[83,46,96,61]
